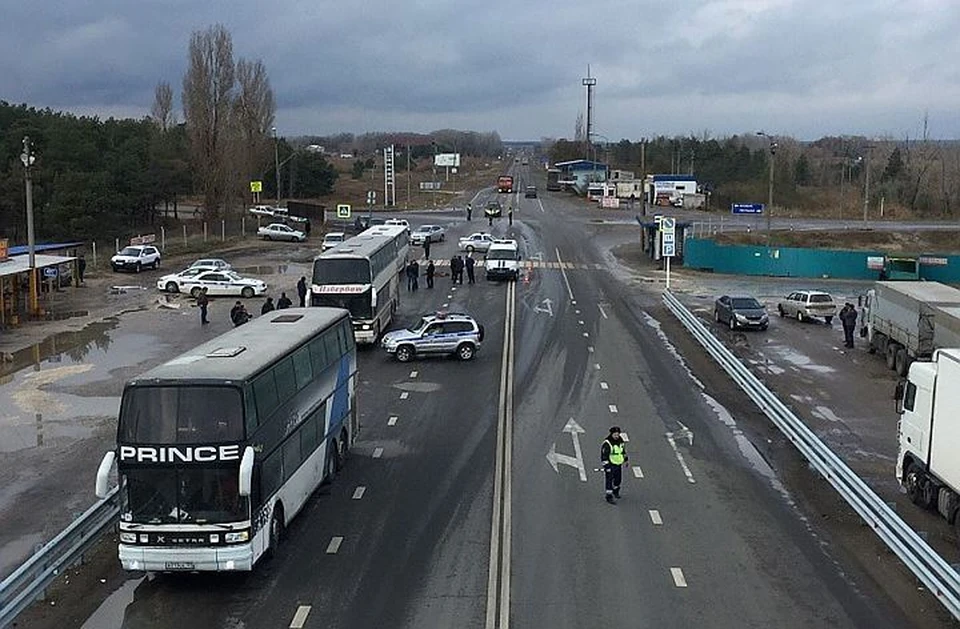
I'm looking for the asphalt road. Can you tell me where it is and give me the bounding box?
[14,164,947,628]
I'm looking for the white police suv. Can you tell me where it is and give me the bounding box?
[381,312,484,362]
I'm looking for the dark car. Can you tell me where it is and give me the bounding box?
[484,201,503,218]
[714,295,769,330]
[524,185,538,198]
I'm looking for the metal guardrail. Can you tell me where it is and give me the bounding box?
[0,486,119,628]
[662,290,960,621]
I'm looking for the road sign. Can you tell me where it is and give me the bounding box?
[337,204,351,219]
[661,216,676,234]
[662,242,676,257]
[43,267,58,278]
[732,203,764,215]
[366,191,376,205]
[662,232,676,245]
[250,181,263,193]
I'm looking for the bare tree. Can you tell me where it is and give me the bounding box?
[182,24,236,217]
[151,81,175,131]
[234,59,275,181]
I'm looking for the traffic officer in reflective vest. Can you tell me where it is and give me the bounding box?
[601,426,628,504]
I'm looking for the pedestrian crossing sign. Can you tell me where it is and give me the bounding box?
[337,204,351,219]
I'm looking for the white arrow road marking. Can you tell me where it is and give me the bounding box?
[666,429,696,483]
[632,466,644,478]
[671,567,688,588]
[352,486,366,500]
[326,536,343,554]
[545,418,587,481]
[649,510,663,525]
[372,447,384,458]
[534,298,554,317]
[289,606,311,628]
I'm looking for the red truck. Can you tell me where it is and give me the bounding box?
[497,175,514,193]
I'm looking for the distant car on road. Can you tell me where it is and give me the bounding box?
[189,258,231,272]
[258,223,306,242]
[322,232,346,251]
[714,295,769,330]
[181,271,267,299]
[524,185,538,198]
[410,225,445,246]
[385,218,410,229]
[381,311,484,362]
[111,245,161,273]
[157,266,219,293]
[777,290,837,324]
[484,201,503,218]
[459,232,495,253]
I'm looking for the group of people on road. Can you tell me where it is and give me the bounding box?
[405,254,478,289]
[839,302,858,348]
[449,254,475,284]
[197,276,311,326]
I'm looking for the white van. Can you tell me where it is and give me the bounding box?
[485,239,521,281]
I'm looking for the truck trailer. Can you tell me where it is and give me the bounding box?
[860,281,960,376]
[896,348,960,534]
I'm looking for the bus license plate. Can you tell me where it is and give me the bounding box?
[164,562,195,570]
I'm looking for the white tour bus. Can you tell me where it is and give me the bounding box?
[95,308,357,572]
[311,224,409,344]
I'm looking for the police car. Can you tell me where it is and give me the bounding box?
[381,312,484,362]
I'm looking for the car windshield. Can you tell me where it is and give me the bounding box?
[731,298,762,309]
[119,247,141,256]
[810,294,833,303]
[119,385,244,443]
[409,317,430,333]
[120,466,248,525]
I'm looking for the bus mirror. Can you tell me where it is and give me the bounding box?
[370,286,378,309]
[95,451,116,499]
[239,446,255,497]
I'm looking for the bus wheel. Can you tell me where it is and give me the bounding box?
[267,505,284,559]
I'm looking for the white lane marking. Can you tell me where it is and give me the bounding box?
[666,433,696,484]
[588,346,594,353]
[409,370,419,378]
[598,303,609,319]
[595,363,601,370]
[399,392,409,400]
[555,247,575,301]
[352,486,366,500]
[600,381,609,390]
[537,198,545,213]
[578,320,584,325]
[447,293,454,298]
[575,309,581,315]
[289,605,311,628]
[608,404,619,414]
[372,447,384,458]
[387,415,398,426]
[649,510,663,525]
[442,303,449,308]
[583,332,589,338]
[632,466,644,478]
[620,431,629,442]
[671,567,688,588]
[326,536,344,554]
[572,299,577,305]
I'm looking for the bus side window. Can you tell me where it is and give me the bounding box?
[261,451,282,498]
[253,372,279,421]
[324,331,340,367]
[274,358,297,401]
[310,338,327,375]
[300,405,321,456]
[292,346,313,391]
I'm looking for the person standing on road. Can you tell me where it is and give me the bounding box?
[455,255,465,284]
[261,297,275,315]
[423,238,432,262]
[277,292,293,309]
[466,203,473,221]
[840,302,858,349]
[508,206,514,226]
[297,276,308,307]
[449,255,460,284]
[465,255,476,284]
[77,254,86,284]
[197,287,210,325]
[426,260,435,289]
[410,259,420,291]
[406,261,417,291]
[601,426,628,504]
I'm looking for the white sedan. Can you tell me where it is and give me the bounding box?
[156,266,219,293]
[410,225,445,245]
[458,232,496,253]
[258,223,306,242]
[181,271,267,299]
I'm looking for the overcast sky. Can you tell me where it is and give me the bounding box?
[4,0,960,141]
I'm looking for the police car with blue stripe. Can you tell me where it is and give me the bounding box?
[381,311,484,362]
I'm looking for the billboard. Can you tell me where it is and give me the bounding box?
[434,153,461,167]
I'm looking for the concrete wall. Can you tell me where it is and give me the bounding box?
[683,238,960,281]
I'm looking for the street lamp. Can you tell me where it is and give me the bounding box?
[272,127,280,205]
[862,145,875,223]
[756,131,778,241]
[20,136,39,315]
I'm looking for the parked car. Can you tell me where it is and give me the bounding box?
[381,311,484,362]
[459,232,496,253]
[777,290,837,324]
[111,245,161,273]
[258,223,306,242]
[322,232,346,251]
[410,225,445,245]
[156,266,220,293]
[385,218,410,229]
[524,185,538,198]
[189,258,231,272]
[714,295,769,330]
[181,271,267,299]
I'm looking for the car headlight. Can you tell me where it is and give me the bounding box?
[361,324,371,330]
[735,313,747,321]
[224,531,249,544]
[120,532,137,544]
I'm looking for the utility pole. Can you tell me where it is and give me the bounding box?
[273,127,280,205]
[757,132,778,244]
[406,144,411,209]
[862,146,873,223]
[21,136,39,315]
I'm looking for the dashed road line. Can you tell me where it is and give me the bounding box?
[387,415,398,426]
[289,605,311,628]
[578,319,584,325]
[442,302,449,308]
[575,309,581,315]
[352,486,366,500]
[372,447,384,458]
[671,567,688,588]
[582,332,589,338]
[649,510,663,525]
[595,363,601,370]
[608,404,618,413]
[588,346,594,353]
[555,247,575,301]
[399,392,409,400]
[409,370,419,378]
[326,536,344,554]
[632,466,644,478]
[600,381,609,390]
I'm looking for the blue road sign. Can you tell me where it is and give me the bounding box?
[732,203,764,215]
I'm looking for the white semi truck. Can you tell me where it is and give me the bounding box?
[896,349,960,535]
[860,281,960,376]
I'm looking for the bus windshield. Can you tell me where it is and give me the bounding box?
[313,258,372,285]
[121,466,248,524]
[313,290,374,320]
[120,386,244,443]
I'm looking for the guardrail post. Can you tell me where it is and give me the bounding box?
[183,225,187,247]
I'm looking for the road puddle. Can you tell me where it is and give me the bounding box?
[81,576,146,629]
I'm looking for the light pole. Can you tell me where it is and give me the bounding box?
[862,145,874,223]
[757,131,778,242]
[21,136,39,315]
[272,127,280,205]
